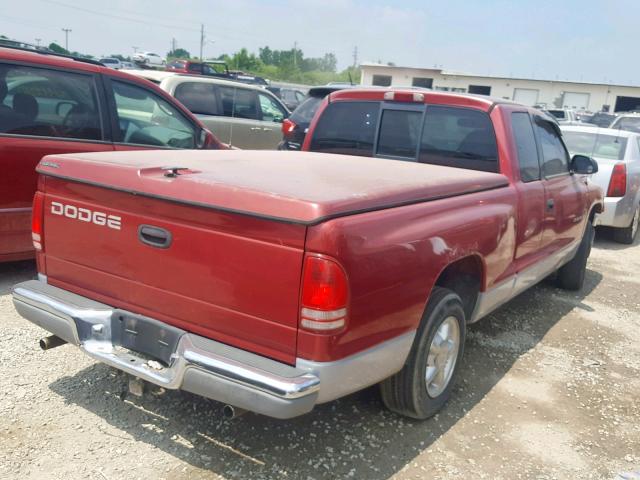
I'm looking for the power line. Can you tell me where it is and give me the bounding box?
[39,0,200,32]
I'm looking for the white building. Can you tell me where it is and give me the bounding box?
[360,63,640,113]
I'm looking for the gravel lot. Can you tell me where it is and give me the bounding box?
[1,230,639,480]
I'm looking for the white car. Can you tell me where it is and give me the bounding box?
[99,58,122,70]
[132,52,166,67]
[562,125,640,244]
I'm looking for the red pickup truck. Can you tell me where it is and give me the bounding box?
[12,89,603,420]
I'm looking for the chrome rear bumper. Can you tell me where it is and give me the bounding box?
[12,280,320,419]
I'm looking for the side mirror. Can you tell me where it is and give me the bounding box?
[571,154,598,174]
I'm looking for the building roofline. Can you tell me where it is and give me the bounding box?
[359,62,639,90]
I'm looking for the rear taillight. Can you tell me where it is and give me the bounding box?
[607,163,627,197]
[32,192,44,251]
[300,255,348,332]
[282,118,297,136]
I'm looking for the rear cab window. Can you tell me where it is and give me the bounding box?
[310,99,499,173]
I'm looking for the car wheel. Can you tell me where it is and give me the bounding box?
[613,204,639,245]
[380,287,465,419]
[556,221,594,290]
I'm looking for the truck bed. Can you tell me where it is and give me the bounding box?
[37,150,509,225]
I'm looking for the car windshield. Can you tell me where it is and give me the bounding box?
[101,59,118,64]
[614,116,640,133]
[290,96,323,125]
[562,131,627,160]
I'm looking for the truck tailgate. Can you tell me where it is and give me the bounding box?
[40,176,306,364]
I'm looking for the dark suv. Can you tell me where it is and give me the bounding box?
[278,85,352,151]
[0,45,224,263]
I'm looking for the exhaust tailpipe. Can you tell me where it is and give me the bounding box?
[222,404,248,419]
[39,335,67,350]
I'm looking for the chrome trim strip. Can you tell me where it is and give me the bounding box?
[296,330,416,403]
[470,239,580,323]
[0,207,32,213]
[12,281,319,401]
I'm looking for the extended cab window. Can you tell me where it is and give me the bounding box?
[419,106,499,172]
[174,82,218,116]
[533,117,570,176]
[310,102,379,156]
[511,112,541,182]
[111,80,196,148]
[0,63,102,141]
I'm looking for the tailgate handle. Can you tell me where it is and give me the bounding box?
[138,225,172,249]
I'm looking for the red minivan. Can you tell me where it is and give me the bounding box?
[0,46,224,262]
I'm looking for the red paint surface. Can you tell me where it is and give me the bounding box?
[0,46,224,262]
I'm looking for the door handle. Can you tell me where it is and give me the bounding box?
[138,225,172,249]
[546,199,555,210]
[250,127,262,131]
[262,128,273,132]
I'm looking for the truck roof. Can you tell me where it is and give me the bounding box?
[37,150,508,225]
[328,88,516,111]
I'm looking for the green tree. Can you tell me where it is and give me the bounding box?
[48,42,69,55]
[168,48,190,59]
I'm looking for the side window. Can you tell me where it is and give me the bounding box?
[0,63,102,140]
[218,86,259,120]
[174,82,218,116]
[377,109,422,158]
[258,93,286,123]
[419,106,499,172]
[111,80,196,148]
[511,112,541,182]
[532,118,570,177]
[372,75,392,87]
[309,101,379,156]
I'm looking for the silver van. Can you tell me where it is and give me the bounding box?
[122,70,290,149]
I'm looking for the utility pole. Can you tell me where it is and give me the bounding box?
[352,46,358,68]
[132,46,139,54]
[171,37,177,54]
[293,41,297,69]
[200,24,204,60]
[35,38,41,47]
[61,28,71,51]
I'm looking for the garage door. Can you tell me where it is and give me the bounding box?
[513,88,539,106]
[563,92,590,109]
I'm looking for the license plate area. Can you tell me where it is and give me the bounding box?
[111,310,184,365]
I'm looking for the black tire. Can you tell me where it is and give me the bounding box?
[380,287,466,419]
[556,221,594,290]
[612,205,639,245]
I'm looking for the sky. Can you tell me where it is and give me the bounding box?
[1,0,638,85]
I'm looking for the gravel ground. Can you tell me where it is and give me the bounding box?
[0,230,639,480]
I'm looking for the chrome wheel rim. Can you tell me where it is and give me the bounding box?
[632,206,639,239]
[425,316,460,397]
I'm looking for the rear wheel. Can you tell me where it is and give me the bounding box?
[556,221,594,290]
[613,204,639,245]
[380,287,465,419]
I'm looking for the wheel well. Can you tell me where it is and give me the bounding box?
[434,256,483,320]
[590,204,603,222]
